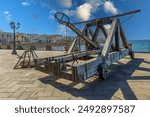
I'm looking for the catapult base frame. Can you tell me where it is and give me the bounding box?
[34,10,140,81]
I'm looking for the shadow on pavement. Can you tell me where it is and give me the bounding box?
[39,58,150,100]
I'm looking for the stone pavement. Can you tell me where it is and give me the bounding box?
[0,50,150,100]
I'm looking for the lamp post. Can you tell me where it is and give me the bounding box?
[9,21,20,54]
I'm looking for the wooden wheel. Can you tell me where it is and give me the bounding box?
[98,63,109,80]
[54,12,70,25]
[129,51,134,59]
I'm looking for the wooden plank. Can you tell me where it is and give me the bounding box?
[73,56,102,81]
[67,23,98,48]
[119,21,129,48]
[106,51,120,65]
[78,37,81,52]
[89,28,94,37]
[99,24,108,38]
[92,26,100,42]
[100,24,116,51]
[115,25,120,51]
[106,49,129,65]
[67,24,91,53]
[48,61,55,74]
[54,50,101,63]
[73,64,85,81]
[102,19,118,58]
[34,52,69,62]
[72,49,129,81]
[120,49,129,58]
[67,36,78,53]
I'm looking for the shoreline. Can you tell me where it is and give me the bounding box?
[134,52,150,53]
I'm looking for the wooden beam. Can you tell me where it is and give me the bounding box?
[87,28,97,50]
[89,28,94,37]
[100,24,115,51]
[99,24,108,38]
[78,37,81,52]
[92,26,101,42]
[67,36,78,53]
[102,19,118,58]
[67,24,89,53]
[73,10,140,25]
[106,49,129,65]
[67,23,98,48]
[85,27,89,50]
[115,25,120,51]
[119,21,129,48]
[73,56,102,81]
[54,50,101,63]
[72,48,129,81]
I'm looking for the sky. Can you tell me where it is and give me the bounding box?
[0,0,149,40]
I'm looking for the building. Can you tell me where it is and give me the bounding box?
[0,32,13,44]
[0,31,75,45]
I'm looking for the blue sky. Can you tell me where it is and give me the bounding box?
[0,0,149,40]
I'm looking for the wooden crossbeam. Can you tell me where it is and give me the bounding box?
[88,28,94,37]
[67,24,92,53]
[115,25,120,51]
[54,50,101,63]
[102,19,118,58]
[67,23,98,48]
[73,10,140,25]
[99,24,108,38]
[72,49,130,81]
[99,24,115,50]
[92,26,101,42]
[86,28,95,50]
[84,27,89,51]
[67,36,78,53]
[118,21,129,49]
[14,50,38,69]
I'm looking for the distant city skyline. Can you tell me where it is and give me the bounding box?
[0,0,150,40]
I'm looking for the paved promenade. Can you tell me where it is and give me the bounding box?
[0,50,150,100]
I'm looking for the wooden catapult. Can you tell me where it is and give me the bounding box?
[14,46,38,69]
[34,10,140,81]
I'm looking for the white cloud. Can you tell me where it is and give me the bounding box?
[104,24,111,30]
[86,0,103,12]
[76,3,92,21]
[63,9,75,16]
[74,0,102,21]
[60,0,72,8]
[39,0,119,23]
[50,10,57,14]
[104,1,118,15]
[49,10,57,19]
[21,2,30,6]
[41,2,50,8]
[3,11,9,15]
[3,11,12,21]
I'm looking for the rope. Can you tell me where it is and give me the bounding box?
[71,53,78,65]
[100,14,135,31]
[121,14,135,24]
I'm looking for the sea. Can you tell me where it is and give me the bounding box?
[128,40,150,53]
[51,40,150,53]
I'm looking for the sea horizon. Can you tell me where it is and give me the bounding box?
[128,40,150,53]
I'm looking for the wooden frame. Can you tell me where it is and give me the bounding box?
[34,18,134,81]
[34,10,139,81]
